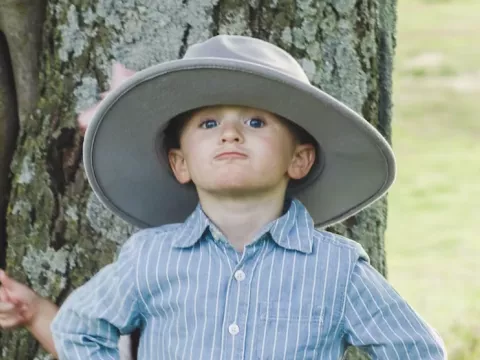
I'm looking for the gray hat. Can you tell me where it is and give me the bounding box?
[83,35,396,229]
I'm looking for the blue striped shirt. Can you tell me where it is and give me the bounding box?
[51,199,446,359]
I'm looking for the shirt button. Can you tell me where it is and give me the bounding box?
[228,323,239,335]
[234,270,246,281]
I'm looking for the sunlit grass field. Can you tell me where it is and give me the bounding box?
[385,0,480,358]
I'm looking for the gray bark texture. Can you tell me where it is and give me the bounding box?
[0,0,396,358]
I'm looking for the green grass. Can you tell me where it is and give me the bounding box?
[385,0,480,358]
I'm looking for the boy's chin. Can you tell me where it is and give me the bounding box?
[200,180,282,197]
[211,183,259,195]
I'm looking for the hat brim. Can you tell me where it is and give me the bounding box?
[83,58,396,229]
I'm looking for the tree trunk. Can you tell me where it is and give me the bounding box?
[0,0,396,358]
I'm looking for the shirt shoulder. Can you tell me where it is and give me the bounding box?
[134,222,184,239]
[118,222,186,256]
[312,229,369,263]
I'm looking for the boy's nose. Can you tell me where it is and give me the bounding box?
[220,124,244,143]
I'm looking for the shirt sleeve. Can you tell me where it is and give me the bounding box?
[51,232,144,360]
[342,258,447,359]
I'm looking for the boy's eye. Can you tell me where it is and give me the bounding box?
[246,117,265,128]
[200,119,218,129]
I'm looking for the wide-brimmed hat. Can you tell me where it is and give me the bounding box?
[83,35,396,229]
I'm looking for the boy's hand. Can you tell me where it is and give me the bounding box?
[78,62,136,135]
[0,270,41,329]
[0,271,60,356]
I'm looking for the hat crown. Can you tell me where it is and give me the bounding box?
[184,35,310,83]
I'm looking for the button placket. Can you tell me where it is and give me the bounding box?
[222,244,265,358]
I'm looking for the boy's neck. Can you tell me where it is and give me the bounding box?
[197,190,287,252]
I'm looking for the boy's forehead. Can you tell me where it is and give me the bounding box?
[191,105,276,117]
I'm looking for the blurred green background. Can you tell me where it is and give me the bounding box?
[385,0,480,358]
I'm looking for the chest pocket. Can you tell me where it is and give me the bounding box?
[256,301,324,360]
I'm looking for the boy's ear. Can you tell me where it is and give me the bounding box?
[287,143,316,180]
[168,149,191,184]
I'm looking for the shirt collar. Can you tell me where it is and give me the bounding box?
[173,199,314,254]
[268,199,314,254]
[172,203,210,248]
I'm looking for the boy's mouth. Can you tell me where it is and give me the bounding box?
[214,151,248,160]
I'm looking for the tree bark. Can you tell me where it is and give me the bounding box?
[0,30,18,272]
[0,0,396,358]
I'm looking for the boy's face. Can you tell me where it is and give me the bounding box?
[168,106,315,197]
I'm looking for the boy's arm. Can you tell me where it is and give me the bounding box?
[51,233,144,360]
[25,298,59,356]
[342,258,447,359]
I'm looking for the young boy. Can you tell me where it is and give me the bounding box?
[51,35,446,359]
